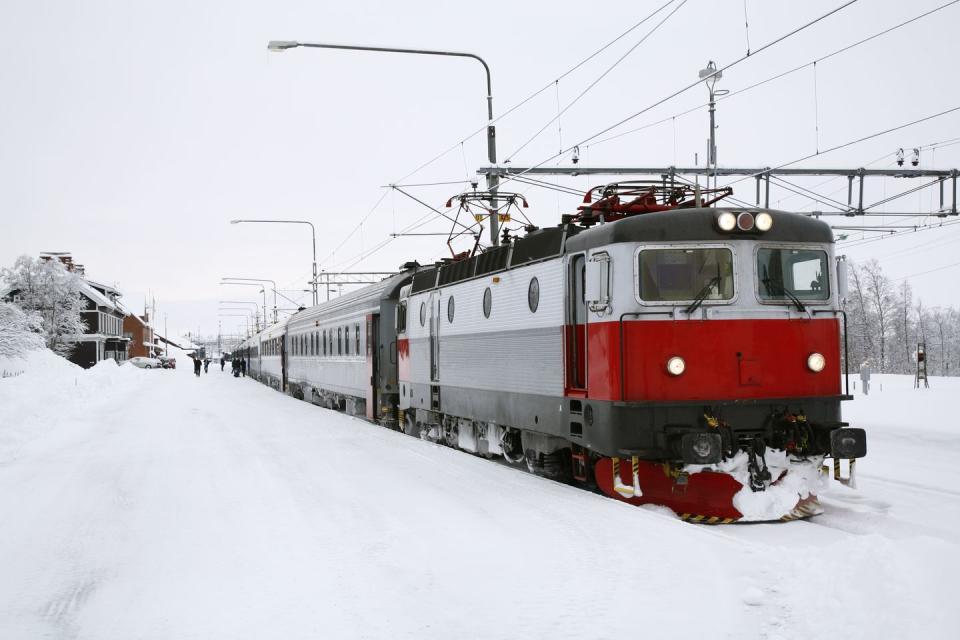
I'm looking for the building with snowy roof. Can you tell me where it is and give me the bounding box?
[72,278,131,367]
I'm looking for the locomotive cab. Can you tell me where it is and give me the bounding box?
[566,206,865,519]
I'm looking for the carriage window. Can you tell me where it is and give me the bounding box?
[757,248,829,301]
[338,327,342,355]
[322,330,327,356]
[355,323,360,354]
[638,248,734,302]
[345,325,350,355]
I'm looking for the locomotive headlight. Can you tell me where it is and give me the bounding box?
[807,352,826,372]
[666,356,686,376]
[717,212,736,231]
[755,212,773,231]
[736,211,755,231]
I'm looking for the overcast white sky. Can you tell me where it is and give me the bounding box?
[2,0,958,337]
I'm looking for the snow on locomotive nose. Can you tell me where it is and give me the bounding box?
[562,188,866,522]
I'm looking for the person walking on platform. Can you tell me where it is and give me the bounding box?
[192,355,201,377]
[240,358,247,378]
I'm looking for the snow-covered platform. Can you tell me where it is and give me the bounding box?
[1,352,956,639]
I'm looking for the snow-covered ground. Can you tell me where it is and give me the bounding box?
[0,353,956,639]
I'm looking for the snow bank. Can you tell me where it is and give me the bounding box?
[0,349,150,464]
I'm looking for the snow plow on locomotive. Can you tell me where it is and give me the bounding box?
[245,183,866,523]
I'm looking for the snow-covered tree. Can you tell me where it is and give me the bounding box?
[0,301,45,358]
[2,256,87,357]
[862,260,893,372]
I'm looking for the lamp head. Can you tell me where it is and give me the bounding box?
[268,40,299,52]
[698,60,721,92]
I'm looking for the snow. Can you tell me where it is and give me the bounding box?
[0,360,958,639]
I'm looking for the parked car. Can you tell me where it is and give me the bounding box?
[128,356,162,369]
[158,356,176,369]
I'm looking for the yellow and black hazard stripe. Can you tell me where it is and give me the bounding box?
[678,513,738,525]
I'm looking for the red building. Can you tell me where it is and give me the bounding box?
[123,311,156,359]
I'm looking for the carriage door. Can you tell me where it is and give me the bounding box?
[429,293,440,382]
[281,336,288,392]
[566,254,587,393]
[366,314,378,420]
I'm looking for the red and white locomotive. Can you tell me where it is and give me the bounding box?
[237,182,866,522]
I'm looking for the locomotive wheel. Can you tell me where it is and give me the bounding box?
[525,449,573,483]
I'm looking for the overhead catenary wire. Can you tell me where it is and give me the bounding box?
[504,0,689,162]
[390,0,698,186]
[718,105,960,191]
[486,0,861,201]
[589,0,960,150]
[335,0,959,273]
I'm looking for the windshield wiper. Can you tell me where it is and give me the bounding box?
[762,277,806,312]
[685,276,721,315]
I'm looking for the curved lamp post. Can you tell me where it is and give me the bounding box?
[230,220,317,305]
[266,40,501,246]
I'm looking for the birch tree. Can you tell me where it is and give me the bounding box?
[0,301,45,358]
[2,256,87,357]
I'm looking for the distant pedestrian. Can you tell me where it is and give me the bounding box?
[204,359,209,374]
[240,358,247,377]
[220,355,225,372]
[232,357,240,378]
[192,355,201,377]
[859,363,871,396]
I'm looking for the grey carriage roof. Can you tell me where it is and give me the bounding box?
[286,271,412,331]
[563,207,834,253]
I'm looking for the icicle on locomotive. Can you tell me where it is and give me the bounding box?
[236,182,866,522]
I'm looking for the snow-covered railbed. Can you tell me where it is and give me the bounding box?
[0,356,956,639]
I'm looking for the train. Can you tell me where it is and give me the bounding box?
[233,182,866,523]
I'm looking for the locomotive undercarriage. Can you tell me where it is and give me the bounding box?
[404,396,866,523]
[289,377,864,522]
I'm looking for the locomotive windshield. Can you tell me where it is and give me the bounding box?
[637,248,734,302]
[757,248,829,301]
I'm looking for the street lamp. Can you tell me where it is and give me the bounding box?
[698,60,728,192]
[218,313,251,337]
[219,300,261,330]
[219,307,261,331]
[230,220,317,305]
[267,39,501,246]
[220,282,268,322]
[221,277,279,321]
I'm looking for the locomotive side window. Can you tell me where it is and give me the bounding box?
[397,301,407,333]
[638,248,734,302]
[447,296,455,323]
[757,248,829,301]
[482,287,492,318]
[420,302,426,327]
[528,277,539,313]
